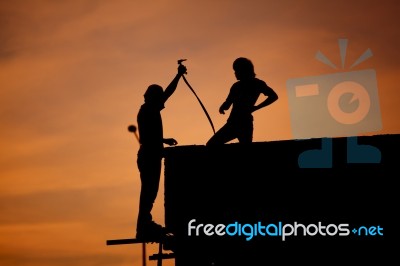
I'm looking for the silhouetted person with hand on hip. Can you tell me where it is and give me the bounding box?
[136,63,187,241]
[206,57,278,146]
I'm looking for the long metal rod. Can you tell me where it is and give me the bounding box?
[179,59,216,135]
[182,73,216,134]
[107,238,142,245]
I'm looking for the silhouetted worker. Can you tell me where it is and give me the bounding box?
[206,57,278,145]
[136,63,187,241]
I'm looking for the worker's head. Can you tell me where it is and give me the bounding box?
[233,57,256,80]
[144,84,164,108]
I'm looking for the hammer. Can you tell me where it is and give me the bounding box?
[127,124,140,143]
[178,59,188,74]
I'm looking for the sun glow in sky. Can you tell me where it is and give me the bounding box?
[1,1,399,265]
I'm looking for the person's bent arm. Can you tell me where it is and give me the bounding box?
[252,85,278,113]
[219,87,235,114]
[219,101,232,114]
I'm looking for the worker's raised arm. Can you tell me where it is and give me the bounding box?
[163,64,187,103]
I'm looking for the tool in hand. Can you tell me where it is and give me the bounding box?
[128,124,140,143]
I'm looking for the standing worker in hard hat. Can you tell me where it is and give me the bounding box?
[135,63,187,241]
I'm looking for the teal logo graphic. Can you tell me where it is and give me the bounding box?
[286,39,382,168]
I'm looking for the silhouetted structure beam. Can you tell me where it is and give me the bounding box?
[106,238,143,245]
[149,253,176,260]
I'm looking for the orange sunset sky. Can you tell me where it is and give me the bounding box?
[1,1,399,265]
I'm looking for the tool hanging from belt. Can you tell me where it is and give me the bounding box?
[177,59,216,134]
